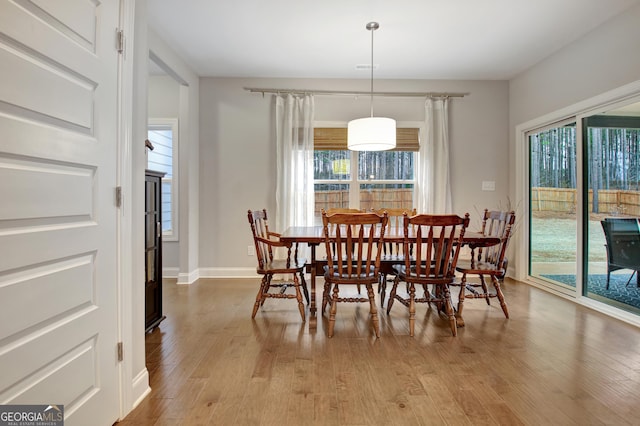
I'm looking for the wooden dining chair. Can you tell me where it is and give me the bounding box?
[326,208,363,214]
[387,213,470,336]
[452,209,515,323]
[321,210,388,337]
[247,209,309,321]
[371,207,417,307]
[323,208,363,289]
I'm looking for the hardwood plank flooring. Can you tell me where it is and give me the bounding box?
[118,277,640,425]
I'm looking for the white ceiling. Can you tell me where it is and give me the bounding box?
[147,0,639,80]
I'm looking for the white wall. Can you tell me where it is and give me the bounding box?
[148,75,180,269]
[148,30,200,284]
[509,4,640,130]
[198,77,509,276]
[148,75,179,116]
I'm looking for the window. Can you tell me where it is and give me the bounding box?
[147,119,178,240]
[313,127,418,222]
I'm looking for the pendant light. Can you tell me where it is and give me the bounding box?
[347,22,396,151]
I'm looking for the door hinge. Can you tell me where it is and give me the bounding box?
[116,29,125,54]
[117,342,124,362]
[115,186,122,207]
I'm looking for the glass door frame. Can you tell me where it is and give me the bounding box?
[582,113,640,312]
[526,118,580,297]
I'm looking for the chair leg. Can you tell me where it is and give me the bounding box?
[456,274,466,311]
[479,275,491,305]
[386,276,400,314]
[408,283,416,337]
[300,272,310,304]
[491,275,509,318]
[252,275,268,318]
[293,274,305,322]
[262,274,273,306]
[367,284,380,338]
[328,284,339,337]
[322,280,331,314]
[379,273,387,307]
[443,285,457,336]
[624,271,637,288]
[433,284,445,312]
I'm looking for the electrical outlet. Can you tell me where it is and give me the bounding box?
[481,180,496,191]
[247,245,254,256]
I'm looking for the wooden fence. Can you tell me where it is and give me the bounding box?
[316,187,640,216]
[531,187,640,216]
[315,189,413,214]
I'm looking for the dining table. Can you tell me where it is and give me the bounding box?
[280,225,500,329]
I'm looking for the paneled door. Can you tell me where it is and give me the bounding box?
[0,1,120,424]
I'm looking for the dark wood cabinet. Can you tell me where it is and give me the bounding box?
[145,170,166,332]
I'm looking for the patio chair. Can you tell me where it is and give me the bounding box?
[600,217,640,289]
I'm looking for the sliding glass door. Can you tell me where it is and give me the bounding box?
[528,121,578,291]
[584,111,640,314]
[527,99,640,317]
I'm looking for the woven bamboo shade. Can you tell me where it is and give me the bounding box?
[314,128,419,152]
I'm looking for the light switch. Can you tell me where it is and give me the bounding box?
[482,181,495,191]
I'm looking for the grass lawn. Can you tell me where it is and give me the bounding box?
[531,212,607,262]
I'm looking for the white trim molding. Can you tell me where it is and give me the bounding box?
[198,267,257,279]
[177,269,200,285]
[130,369,151,412]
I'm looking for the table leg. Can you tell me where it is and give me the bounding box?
[455,276,466,327]
[455,308,465,328]
[309,244,317,329]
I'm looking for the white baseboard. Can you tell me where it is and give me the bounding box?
[162,267,179,278]
[164,267,258,281]
[130,368,151,411]
[162,267,199,284]
[177,269,199,285]
[198,267,256,279]
[506,265,515,279]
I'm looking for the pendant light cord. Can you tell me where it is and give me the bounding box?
[368,22,377,118]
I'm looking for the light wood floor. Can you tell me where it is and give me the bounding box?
[118,277,640,425]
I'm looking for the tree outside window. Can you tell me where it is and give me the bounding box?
[313,148,415,222]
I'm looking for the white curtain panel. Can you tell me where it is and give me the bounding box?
[275,94,315,237]
[416,98,452,213]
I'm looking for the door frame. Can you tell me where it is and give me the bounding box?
[148,34,195,285]
[524,118,579,298]
[117,0,151,418]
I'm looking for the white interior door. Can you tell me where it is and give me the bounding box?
[0,1,120,424]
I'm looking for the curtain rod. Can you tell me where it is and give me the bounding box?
[244,87,468,99]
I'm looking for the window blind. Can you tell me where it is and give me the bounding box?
[314,127,420,152]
